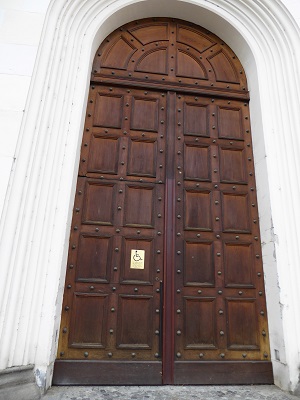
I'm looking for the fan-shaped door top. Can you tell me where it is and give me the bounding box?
[92,18,248,95]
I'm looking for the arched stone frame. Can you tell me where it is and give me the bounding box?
[0,0,299,394]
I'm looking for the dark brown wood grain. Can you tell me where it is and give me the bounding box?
[55,18,272,385]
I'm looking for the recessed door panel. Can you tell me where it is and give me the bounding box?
[127,140,157,177]
[94,94,124,128]
[184,190,212,231]
[226,298,259,350]
[87,136,120,175]
[222,192,250,232]
[184,144,211,181]
[76,235,112,282]
[224,242,255,287]
[184,241,215,286]
[131,97,159,132]
[82,181,115,225]
[124,184,155,227]
[117,295,153,349]
[184,297,217,349]
[69,293,108,348]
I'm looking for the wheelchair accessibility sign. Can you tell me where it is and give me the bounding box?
[130,249,145,270]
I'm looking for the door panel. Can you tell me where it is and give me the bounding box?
[54,18,272,386]
[55,86,166,384]
[173,92,271,382]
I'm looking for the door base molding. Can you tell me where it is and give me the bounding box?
[52,360,162,385]
[174,361,273,384]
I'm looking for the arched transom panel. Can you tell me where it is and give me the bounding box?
[93,18,248,92]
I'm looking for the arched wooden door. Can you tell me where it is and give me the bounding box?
[53,18,273,385]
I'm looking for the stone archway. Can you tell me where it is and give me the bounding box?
[1,0,299,393]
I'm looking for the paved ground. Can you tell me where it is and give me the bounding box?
[42,385,299,400]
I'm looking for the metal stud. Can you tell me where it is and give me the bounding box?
[220,353,225,358]
[111,307,115,312]
[242,353,247,358]
[155,330,160,335]
[115,247,119,252]
[84,352,89,358]
[260,310,265,316]
[215,217,220,221]
[63,327,67,333]
[220,330,225,336]
[108,353,113,358]
[67,285,72,289]
[199,353,204,358]
[132,353,136,358]
[157,250,161,254]
[60,352,64,356]
[176,352,181,358]
[219,310,224,315]
[156,309,160,313]
[177,289,181,293]
[65,306,70,311]
[218,271,222,275]
[177,309,181,314]
[218,290,223,294]
[239,291,243,295]
[155,353,159,358]
[177,251,181,255]
[236,235,239,240]
[177,330,181,336]
[262,330,266,337]
[259,291,263,296]
[110,329,114,334]
[198,290,202,294]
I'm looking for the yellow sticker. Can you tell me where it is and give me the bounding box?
[130,249,145,269]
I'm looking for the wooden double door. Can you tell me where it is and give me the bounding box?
[53,19,272,385]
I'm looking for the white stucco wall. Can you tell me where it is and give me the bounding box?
[0,0,300,395]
